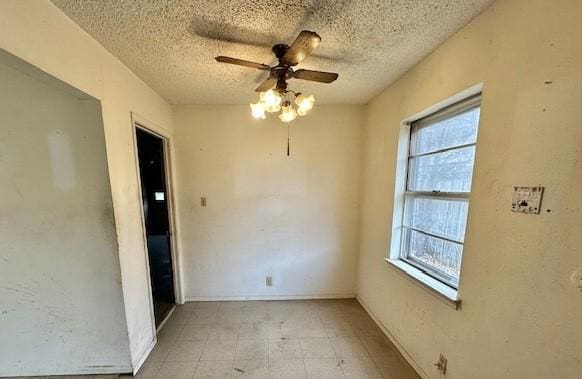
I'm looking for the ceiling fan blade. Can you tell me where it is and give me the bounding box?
[293,69,338,83]
[215,56,270,70]
[281,30,321,66]
[255,75,277,92]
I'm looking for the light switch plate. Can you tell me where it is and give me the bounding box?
[511,186,544,214]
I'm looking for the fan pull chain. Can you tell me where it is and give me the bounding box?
[287,124,290,156]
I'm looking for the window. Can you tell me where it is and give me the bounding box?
[395,94,481,291]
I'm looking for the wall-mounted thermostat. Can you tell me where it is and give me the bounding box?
[511,186,544,214]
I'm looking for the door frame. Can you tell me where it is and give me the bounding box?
[130,113,183,331]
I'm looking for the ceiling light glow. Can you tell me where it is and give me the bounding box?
[250,88,315,123]
[250,102,266,119]
[260,89,282,111]
[278,101,298,123]
[295,93,315,116]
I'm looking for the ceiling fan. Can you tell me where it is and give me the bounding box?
[215,30,338,93]
[215,30,339,123]
[215,30,338,155]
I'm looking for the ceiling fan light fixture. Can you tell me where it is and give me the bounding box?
[260,89,282,110]
[265,103,281,113]
[295,93,315,116]
[250,102,266,119]
[279,101,298,123]
[216,30,338,125]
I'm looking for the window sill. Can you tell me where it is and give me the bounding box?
[385,258,461,309]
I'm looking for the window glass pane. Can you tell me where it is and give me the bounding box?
[406,229,462,285]
[407,146,476,192]
[405,196,468,242]
[410,107,480,156]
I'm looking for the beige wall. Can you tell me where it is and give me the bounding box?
[0,0,174,371]
[173,105,364,299]
[357,0,582,378]
[2,0,581,377]
[0,53,130,377]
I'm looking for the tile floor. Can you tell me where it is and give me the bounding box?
[129,299,419,378]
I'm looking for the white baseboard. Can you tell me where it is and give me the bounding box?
[156,305,176,333]
[132,307,177,374]
[0,365,132,378]
[185,294,356,302]
[132,337,156,375]
[356,296,429,379]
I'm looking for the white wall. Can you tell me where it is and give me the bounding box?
[0,54,130,376]
[0,0,175,372]
[357,0,582,378]
[173,105,364,300]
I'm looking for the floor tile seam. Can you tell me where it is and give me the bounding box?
[192,359,235,379]
[354,334,384,377]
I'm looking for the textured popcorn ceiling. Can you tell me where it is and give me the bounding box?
[52,0,492,105]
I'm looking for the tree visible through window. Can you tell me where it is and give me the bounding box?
[401,95,481,288]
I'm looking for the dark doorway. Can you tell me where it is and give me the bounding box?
[136,127,175,327]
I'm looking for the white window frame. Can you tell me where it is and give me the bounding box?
[386,84,482,305]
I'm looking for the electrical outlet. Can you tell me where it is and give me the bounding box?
[201,196,207,207]
[435,354,447,375]
[265,276,273,287]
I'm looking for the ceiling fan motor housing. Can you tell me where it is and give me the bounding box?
[272,44,289,60]
[270,66,291,92]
